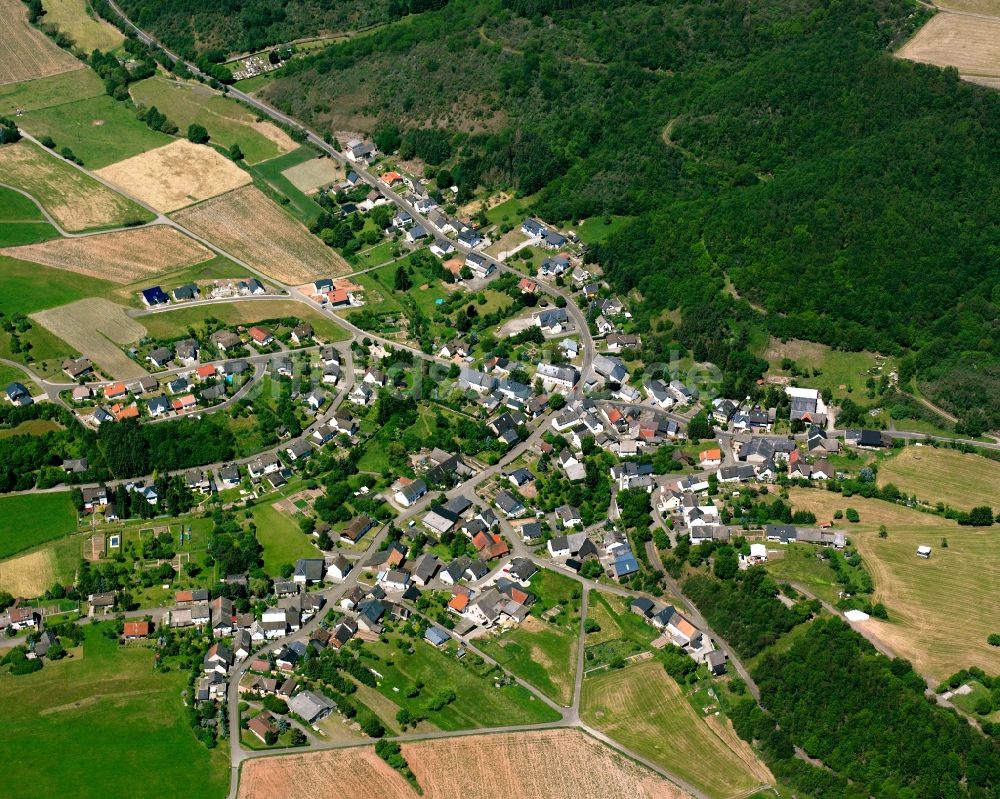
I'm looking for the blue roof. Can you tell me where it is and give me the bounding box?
[424,627,449,646]
[613,550,639,577]
[141,286,169,305]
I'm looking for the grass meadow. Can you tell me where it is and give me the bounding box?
[0,492,77,559]
[877,445,1000,511]
[0,68,104,116]
[251,499,320,574]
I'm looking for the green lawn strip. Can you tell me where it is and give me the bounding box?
[251,499,320,574]
[0,493,77,559]
[250,147,329,223]
[0,69,105,116]
[0,221,61,246]
[0,623,229,799]
[17,94,173,169]
[361,633,559,729]
[571,214,635,244]
[129,76,286,164]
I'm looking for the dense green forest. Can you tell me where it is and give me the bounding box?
[250,0,998,429]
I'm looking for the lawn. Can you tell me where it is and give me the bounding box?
[764,543,845,605]
[581,659,773,799]
[138,300,350,343]
[252,500,319,574]
[787,488,998,679]
[0,623,229,799]
[41,0,124,51]
[18,94,173,169]
[477,569,581,706]
[572,214,635,244]
[0,491,77,559]
[359,632,560,730]
[759,336,895,400]
[353,239,398,269]
[877,445,1000,511]
[0,68,104,115]
[251,147,327,222]
[129,76,292,165]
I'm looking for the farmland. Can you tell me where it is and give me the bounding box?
[0,623,230,799]
[96,139,251,213]
[477,569,581,706]
[581,660,772,799]
[0,185,59,246]
[172,185,350,283]
[129,76,296,165]
[281,156,342,193]
[898,13,1000,77]
[138,299,350,343]
[0,254,114,317]
[0,141,152,232]
[0,0,83,86]
[250,147,328,223]
[0,68,103,115]
[18,94,173,169]
[877,445,1000,511]
[40,0,124,51]
[238,729,685,799]
[2,225,213,283]
[32,297,149,379]
[787,488,997,678]
[0,547,58,597]
[0,492,77,559]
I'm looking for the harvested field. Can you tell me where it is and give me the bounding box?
[0,548,55,597]
[877,445,1000,511]
[897,13,1000,76]
[41,0,124,53]
[2,226,213,283]
[32,298,148,379]
[238,729,688,799]
[582,660,771,799]
[95,139,251,213]
[0,141,150,232]
[281,157,342,193]
[173,185,349,283]
[0,0,84,86]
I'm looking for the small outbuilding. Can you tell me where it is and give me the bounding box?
[916,545,932,559]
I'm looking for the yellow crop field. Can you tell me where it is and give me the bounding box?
[0,0,84,86]
[898,13,1000,77]
[40,0,124,52]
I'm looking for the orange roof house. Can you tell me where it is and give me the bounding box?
[123,621,150,638]
[249,326,273,344]
[171,394,196,411]
[382,171,403,185]
[448,593,470,612]
[104,383,127,399]
[699,448,722,463]
[196,365,216,380]
[111,403,139,420]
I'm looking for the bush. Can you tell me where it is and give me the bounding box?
[845,508,860,523]
[187,123,210,144]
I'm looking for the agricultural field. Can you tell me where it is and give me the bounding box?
[129,76,296,165]
[32,297,148,379]
[877,445,1000,511]
[0,185,60,246]
[2,225,213,283]
[18,94,173,169]
[477,569,581,706]
[40,0,124,51]
[281,156,342,193]
[251,500,319,575]
[787,488,997,678]
[96,139,251,213]
[0,140,152,232]
[0,532,81,597]
[0,492,77,559]
[582,660,773,799]
[250,147,328,222]
[0,623,230,799]
[761,337,894,399]
[898,13,1000,77]
[0,68,103,115]
[172,185,349,283]
[0,0,84,86]
[0,254,114,318]
[238,729,686,799]
[137,299,350,343]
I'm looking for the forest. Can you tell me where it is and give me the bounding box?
[249,0,998,429]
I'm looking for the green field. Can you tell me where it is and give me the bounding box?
[0,624,229,799]
[251,147,327,222]
[130,76,290,165]
[877,445,1000,512]
[0,69,104,116]
[0,254,114,316]
[759,337,895,400]
[0,492,77,559]
[477,569,581,706]
[572,214,635,244]
[581,659,773,799]
[18,94,173,169]
[0,419,61,439]
[252,500,319,574]
[0,364,36,392]
[360,632,561,730]
[353,239,398,269]
[41,0,125,51]
[0,186,60,246]
[764,543,845,606]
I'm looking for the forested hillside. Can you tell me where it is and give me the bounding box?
[252,0,998,429]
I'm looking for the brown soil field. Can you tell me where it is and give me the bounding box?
[0,548,54,596]
[0,0,84,86]
[897,13,1000,76]
[0,141,146,232]
[2,225,213,283]
[281,157,342,193]
[173,185,349,283]
[238,730,688,799]
[936,0,1000,14]
[95,139,251,213]
[32,298,148,379]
